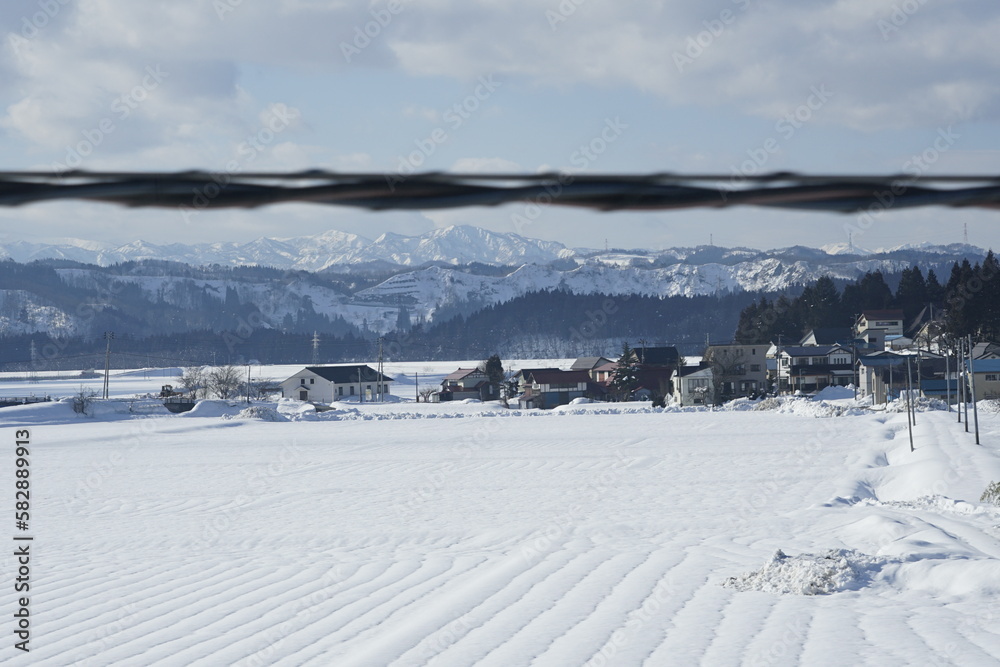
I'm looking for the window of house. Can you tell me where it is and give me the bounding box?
[300,378,306,385]
[986,374,999,382]
[310,378,314,384]
[781,358,789,367]
[338,386,343,396]
[750,364,761,372]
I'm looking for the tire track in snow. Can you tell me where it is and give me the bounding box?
[489,550,650,666]
[740,598,813,666]
[394,544,608,666]
[530,548,661,665]
[50,563,319,665]
[290,555,491,663]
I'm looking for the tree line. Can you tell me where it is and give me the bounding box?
[734,251,1000,344]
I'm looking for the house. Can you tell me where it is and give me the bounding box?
[855,309,905,342]
[776,345,854,393]
[517,369,591,409]
[798,328,854,347]
[633,366,675,401]
[858,351,943,404]
[513,367,561,394]
[634,346,680,367]
[591,361,618,384]
[673,366,714,406]
[704,343,768,399]
[570,357,614,379]
[437,368,498,402]
[972,341,1000,360]
[968,358,1000,401]
[280,365,393,403]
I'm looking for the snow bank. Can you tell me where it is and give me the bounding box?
[723,549,890,595]
[177,399,245,418]
[223,405,289,422]
[814,385,856,401]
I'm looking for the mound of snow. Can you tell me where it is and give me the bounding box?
[224,405,289,422]
[179,400,244,418]
[723,549,890,595]
[813,385,855,401]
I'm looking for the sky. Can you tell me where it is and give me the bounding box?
[1,0,999,253]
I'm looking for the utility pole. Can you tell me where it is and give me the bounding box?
[246,364,251,404]
[969,334,981,445]
[945,351,951,411]
[906,357,915,452]
[415,371,419,402]
[638,339,647,364]
[962,338,970,431]
[376,336,384,402]
[102,331,114,399]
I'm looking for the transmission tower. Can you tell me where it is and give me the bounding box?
[311,331,320,365]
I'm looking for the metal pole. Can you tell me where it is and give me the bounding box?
[969,335,981,445]
[958,340,964,423]
[906,357,915,452]
[246,364,251,404]
[415,371,419,402]
[963,339,970,431]
[945,350,951,411]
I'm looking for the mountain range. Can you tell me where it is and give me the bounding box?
[0,225,990,355]
[1,225,986,271]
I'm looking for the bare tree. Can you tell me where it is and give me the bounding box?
[705,347,746,403]
[418,387,436,403]
[177,367,206,398]
[207,365,243,399]
[73,385,97,415]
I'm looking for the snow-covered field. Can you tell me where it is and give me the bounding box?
[2,374,1000,665]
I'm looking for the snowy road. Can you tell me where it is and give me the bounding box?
[2,402,1000,665]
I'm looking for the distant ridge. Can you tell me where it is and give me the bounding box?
[0,225,988,271]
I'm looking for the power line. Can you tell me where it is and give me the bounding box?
[0,171,998,213]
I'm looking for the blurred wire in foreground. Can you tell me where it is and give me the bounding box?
[0,171,998,213]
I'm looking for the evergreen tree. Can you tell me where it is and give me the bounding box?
[895,266,928,323]
[925,269,945,305]
[610,342,640,400]
[481,353,506,405]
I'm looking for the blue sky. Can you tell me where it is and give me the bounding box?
[1,0,999,252]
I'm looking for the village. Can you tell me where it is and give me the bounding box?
[271,308,1000,411]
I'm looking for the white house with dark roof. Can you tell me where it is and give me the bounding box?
[776,345,854,393]
[673,366,714,406]
[280,364,393,403]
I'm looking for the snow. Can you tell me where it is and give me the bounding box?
[1,371,1000,665]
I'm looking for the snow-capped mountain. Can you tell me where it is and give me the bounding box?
[0,226,571,271]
